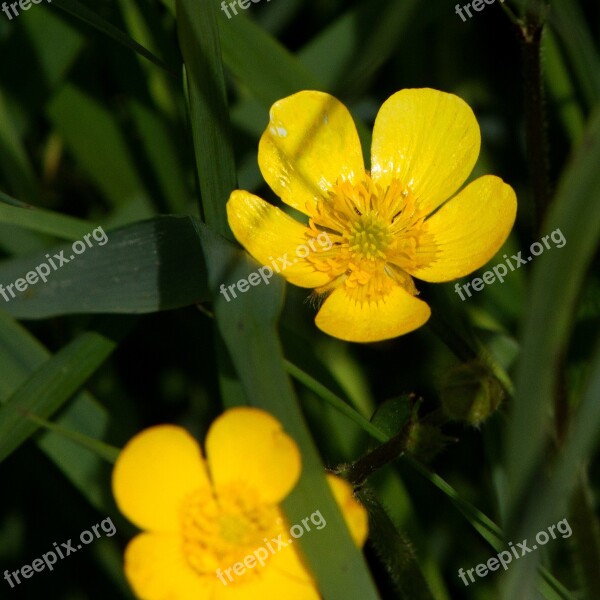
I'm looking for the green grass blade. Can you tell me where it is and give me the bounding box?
[0,216,209,319]
[0,192,94,240]
[301,0,420,97]
[219,12,320,106]
[51,0,177,77]
[505,105,600,511]
[0,91,40,204]
[285,359,387,443]
[218,9,371,151]
[292,366,573,599]
[176,0,237,237]
[544,29,585,142]
[196,221,382,600]
[20,4,86,89]
[47,85,154,215]
[128,100,192,214]
[22,410,119,464]
[0,311,113,510]
[116,0,181,118]
[492,106,600,599]
[0,316,133,464]
[550,0,600,109]
[503,336,600,599]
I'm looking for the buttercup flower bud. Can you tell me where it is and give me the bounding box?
[440,361,504,426]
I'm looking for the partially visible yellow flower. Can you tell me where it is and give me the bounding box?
[112,407,368,600]
[227,88,517,342]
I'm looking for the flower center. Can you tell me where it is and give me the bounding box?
[303,174,436,296]
[181,484,282,579]
[347,212,393,261]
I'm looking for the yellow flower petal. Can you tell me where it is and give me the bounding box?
[227,190,336,288]
[371,88,481,215]
[124,532,213,600]
[258,90,365,214]
[327,474,369,547]
[112,425,210,533]
[408,175,517,282]
[315,284,431,343]
[214,546,319,600]
[206,407,301,504]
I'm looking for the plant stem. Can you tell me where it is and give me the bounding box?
[519,10,551,231]
[340,427,411,487]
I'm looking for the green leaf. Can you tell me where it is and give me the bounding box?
[217,8,371,152]
[115,0,181,118]
[286,359,387,443]
[0,216,209,319]
[20,4,86,89]
[51,0,176,76]
[505,105,600,508]
[0,311,112,510]
[195,220,382,600]
[550,0,600,109]
[176,0,238,237]
[128,100,192,214]
[219,12,320,107]
[0,191,94,240]
[0,91,40,204]
[47,84,154,215]
[497,106,600,599]
[0,316,133,464]
[543,29,585,142]
[24,410,119,464]
[301,0,420,97]
[296,367,573,600]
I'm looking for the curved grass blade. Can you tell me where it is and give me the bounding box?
[50,0,177,77]
[0,311,113,510]
[0,191,94,240]
[22,409,119,464]
[0,316,134,464]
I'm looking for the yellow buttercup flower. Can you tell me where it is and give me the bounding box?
[227,88,517,342]
[112,407,368,600]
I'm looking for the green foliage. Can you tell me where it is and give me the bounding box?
[0,0,599,599]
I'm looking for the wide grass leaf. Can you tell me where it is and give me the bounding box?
[0,216,209,319]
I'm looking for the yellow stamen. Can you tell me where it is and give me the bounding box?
[181,484,281,578]
[302,174,437,297]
